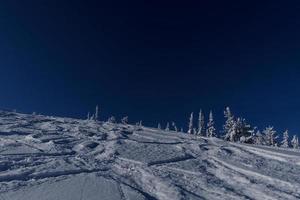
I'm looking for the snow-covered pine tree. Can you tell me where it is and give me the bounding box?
[291,135,299,149]
[193,128,197,135]
[87,112,90,120]
[172,122,178,132]
[180,127,184,133]
[197,110,205,135]
[263,126,277,146]
[254,130,264,145]
[281,130,289,148]
[95,105,99,121]
[108,116,116,123]
[121,116,128,124]
[158,123,161,130]
[165,122,170,131]
[188,112,194,134]
[206,111,216,137]
[235,118,255,143]
[223,107,236,141]
[90,114,95,120]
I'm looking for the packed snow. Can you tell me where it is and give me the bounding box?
[0,111,300,200]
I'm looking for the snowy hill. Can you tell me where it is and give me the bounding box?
[0,111,300,200]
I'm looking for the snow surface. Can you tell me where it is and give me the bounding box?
[0,111,300,200]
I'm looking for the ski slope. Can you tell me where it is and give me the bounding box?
[0,111,300,200]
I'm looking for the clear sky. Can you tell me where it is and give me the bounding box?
[1,1,300,136]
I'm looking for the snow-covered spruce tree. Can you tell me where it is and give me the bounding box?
[165,122,170,131]
[95,105,99,121]
[197,110,205,136]
[180,127,184,133]
[235,118,255,143]
[281,130,289,148]
[158,123,161,130]
[193,128,197,135]
[291,135,299,149]
[121,116,128,124]
[254,130,264,145]
[108,116,116,123]
[90,114,95,120]
[263,126,278,146]
[87,112,90,120]
[188,112,194,134]
[206,111,216,137]
[223,107,236,141]
[172,122,178,132]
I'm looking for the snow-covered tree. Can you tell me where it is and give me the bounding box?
[223,107,254,143]
[188,112,194,134]
[172,122,178,132]
[87,112,90,120]
[90,114,95,120]
[206,111,216,137]
[263,126,278,146]
[158,123,161,130]
[165,122,170,131]
[193,128,197,135]
[235,118,255,143]
[291,135,299,149]
[180,127,184,132]
[281,130,289,148]
[95,105,99,121]
[223,107,236,141]
[121,116,128,124]
[254,130,264,145]
[108,116,116,123]
[197,110,205,135]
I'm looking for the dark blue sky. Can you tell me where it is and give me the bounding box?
[1,1,300,135]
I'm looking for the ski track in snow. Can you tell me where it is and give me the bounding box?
[0,111,299,200]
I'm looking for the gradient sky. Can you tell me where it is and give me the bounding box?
[1,1,300,136]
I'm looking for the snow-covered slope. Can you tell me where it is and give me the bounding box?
[0,111,300,200]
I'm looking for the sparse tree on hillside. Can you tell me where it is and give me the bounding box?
[291,135,299,149]
[206,111,216,137]
[263,126,278,146]
[235,118,255,143]
[108,116,116,123]
[197,110,205,136]
[87,112,90,120]
[158,123,161,130]
[193,128,197,135]
[172,122,178,132]
[121,116,128,124]
[95,105,99,121]
[254,130,264,145]
[90,114,95,120]
[223,107,236,141]
[281,130,289,148]
[165,122,170,131]
[188,112,194,134]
